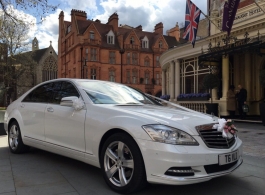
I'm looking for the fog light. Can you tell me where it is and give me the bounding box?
[165,167,195,177]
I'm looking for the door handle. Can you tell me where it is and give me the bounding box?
[20,104,25,108]
[47,107,54,112]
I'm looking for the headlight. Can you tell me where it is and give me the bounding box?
[142,124,199,145]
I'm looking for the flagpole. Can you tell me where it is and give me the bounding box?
[254,1,265,13]
[200,11,222,32]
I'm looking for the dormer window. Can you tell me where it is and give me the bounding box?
[107,30,115,44]
[159,41,163,48]
[130,37,134,44]
[67,25,71,33]
[142,36,149,48]
[90,31,95,39]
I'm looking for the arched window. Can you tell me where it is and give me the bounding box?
[130,37,134,44]
[42,56,57,82]
[90,31,95,39]
[109,67,116,82]
[144,70,150,84]
[91,65,97,80]
[159,41,163,48]
[144,57,150,66]
[132,68,138,84]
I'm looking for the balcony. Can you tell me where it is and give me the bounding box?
[125,44,139,50]
[83,39,100,45]
[153,48,167,53]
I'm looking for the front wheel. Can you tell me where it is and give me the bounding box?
[100,133,147,194]
[8,121,30,154]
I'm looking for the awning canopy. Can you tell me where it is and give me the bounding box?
[199,36,265,66]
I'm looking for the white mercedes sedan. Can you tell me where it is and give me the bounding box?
[4,79,243,194]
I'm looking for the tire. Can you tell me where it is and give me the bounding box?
[8,121,30,154]
[100,133,147,194]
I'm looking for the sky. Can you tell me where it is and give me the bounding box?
[12,0,208,53]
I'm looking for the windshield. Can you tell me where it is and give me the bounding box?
[77,81,161,105]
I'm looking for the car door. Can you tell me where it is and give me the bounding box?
[44,81,86,156]
[19,82,54,142]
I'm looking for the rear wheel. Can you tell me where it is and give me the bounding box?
[8,121,30,154]
[100,133,147,194]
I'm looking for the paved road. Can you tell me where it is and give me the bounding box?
[0,123,264,195]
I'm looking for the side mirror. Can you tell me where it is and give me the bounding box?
[60,96,84,110]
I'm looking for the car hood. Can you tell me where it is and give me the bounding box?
[113,104,218,135]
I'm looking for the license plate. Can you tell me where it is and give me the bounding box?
[219,150,239,165]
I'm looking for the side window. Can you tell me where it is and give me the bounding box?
[50,82,62,104]
[52,81,80,104]
[22,83,54,103]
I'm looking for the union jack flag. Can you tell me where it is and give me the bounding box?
[183,0,201,47]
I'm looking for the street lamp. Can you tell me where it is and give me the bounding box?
[82,58,87,79]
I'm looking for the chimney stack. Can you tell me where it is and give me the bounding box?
[154,22,163,34]
[107,12,119,32]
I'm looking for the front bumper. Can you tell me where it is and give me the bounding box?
[137,136,243,185]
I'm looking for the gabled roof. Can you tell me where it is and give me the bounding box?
[73,18,179,52]
[9,46,57,65]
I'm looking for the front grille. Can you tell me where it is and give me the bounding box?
[204,161,237,174]
[196,124,236,149]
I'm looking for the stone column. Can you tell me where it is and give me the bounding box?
[162,69,166,95]
[220,55,229,116]
[170,61,175,100]
[245,53,251,101]
[174,59,180,100]
[211,66,218,100]
[221,55,229,100]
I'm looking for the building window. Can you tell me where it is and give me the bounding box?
[127,53,130,64]
[126,70,130,83]
[156,56,160,67]
[107,30,115,44]
[109,69,115,82]
[159,41,163,48]
[108,35,114,44]
[145,71,150,84]
[142,40,148,48]
[132,52,138,65]
[42,56,57,82]
[69,70,71,78]
[85,48,89,60]
[67,25,71,33]
[130,37,134,44]
[90,31,95,39]
[91,68,96,80]
[91,48,97,61]
[109,51,115,64]
[144,57,150,66]
[180,57,210,94]
[132,69,138,84]
[156,72,160,85]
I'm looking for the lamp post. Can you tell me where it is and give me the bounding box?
[119,49,125,83]
[82,58,87,79]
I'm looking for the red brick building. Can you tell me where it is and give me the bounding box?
[58,9,179,96]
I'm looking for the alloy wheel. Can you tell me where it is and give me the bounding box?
[104,141,134,187]
[9,125,19,150]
